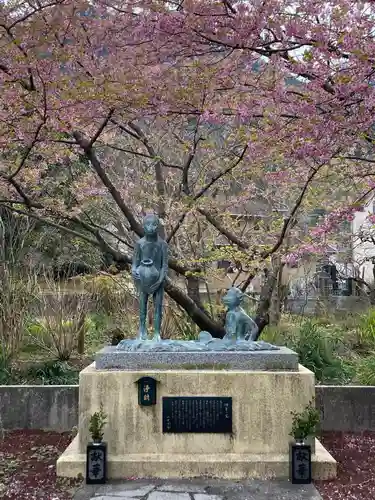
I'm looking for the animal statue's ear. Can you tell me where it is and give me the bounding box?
[234,288,244,303]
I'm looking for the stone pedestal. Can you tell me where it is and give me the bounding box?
[95,345,298,371]
[57,362,336,480]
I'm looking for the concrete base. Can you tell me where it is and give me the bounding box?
[57,435,336,480]
[57,363,336,480]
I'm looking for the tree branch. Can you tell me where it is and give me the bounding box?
[89,108,115,148]
[102,143,183,170]
[260,164,323,260]
[181,116,203,195]
[167,145,248,242]
[222,0,237,14]
[193,145,248,201]
[164,278,226,337]
[4,206,100,247]
[340,156,375,164]
[0,174,41,209]
[198,208,249,250]
[126,121,167,223]
[72,130,144,236]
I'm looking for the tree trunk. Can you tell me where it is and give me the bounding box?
[252,265,279,340]
[186,276,205,311]
[269,257,284,326]
[369,288,375,305]
[164,278,226,337]
[77,313,86,355]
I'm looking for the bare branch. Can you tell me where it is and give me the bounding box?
[167,145,248,242]
[102,143,183,169]
[181,116,203,195]
[164,278,226,337]
[89,108,115,147]
[5,1,65,30]
[72,130,144,236]
[5,206,100,247]
[111,119,141,140]
[9,71,48,179]
[198,208,249,250]
[260,165,322,259]
[194,145,248,201]
[0,174,42,209]
[340,156,375,164]
[127,121,167,223]
[222,0,237,14]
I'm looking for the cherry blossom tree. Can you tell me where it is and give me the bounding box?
[1,0,375,336]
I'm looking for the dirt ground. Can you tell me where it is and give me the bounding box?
[0,430,81,500]
[315,431,375,500]
[1,430,374,499]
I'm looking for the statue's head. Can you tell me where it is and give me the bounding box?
[222,287,243,309]
[143,213,159,236]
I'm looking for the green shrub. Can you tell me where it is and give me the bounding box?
[83,313,116,352]
[356,309,375,352]
[83,273,135,318]
[26,360,79,385]
[27,277,90,361]
[26,316,88,361]
[89,403,107,442]
[288,320,353,383]
[0,356,16,384]
[260,325,292,346]
[356,354,375,385]
[290,400,320,441]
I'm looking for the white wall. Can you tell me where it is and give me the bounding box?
[352,198,375,283]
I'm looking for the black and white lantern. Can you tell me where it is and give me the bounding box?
[290,442,312,484]
[86,441,107,484]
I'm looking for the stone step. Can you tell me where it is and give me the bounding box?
[58,435,335,481]
[73,479,322,500]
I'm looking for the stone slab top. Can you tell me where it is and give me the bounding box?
[73,479,322,500]
[95,345,299,371]
[116,338,280,352]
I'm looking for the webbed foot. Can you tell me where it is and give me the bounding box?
[137,330,148,341]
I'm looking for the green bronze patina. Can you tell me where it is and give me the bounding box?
[132,214,168,342]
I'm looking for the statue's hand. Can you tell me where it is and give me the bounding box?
[132,268,140,280]
[149,280,162,294]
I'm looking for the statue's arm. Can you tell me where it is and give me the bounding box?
[245,316,259,341]
[224,312,236,338]
[160,240,168,282]
[132,241,141,279]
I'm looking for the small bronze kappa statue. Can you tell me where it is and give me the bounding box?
[132,214,168,342]
[222,287,258,341]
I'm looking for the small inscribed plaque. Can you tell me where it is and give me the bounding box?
[137,376,157,406]
[162,396,232,433]
[290,444,312,484]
